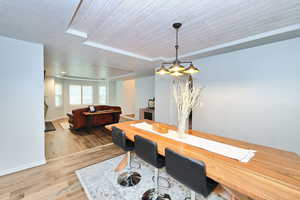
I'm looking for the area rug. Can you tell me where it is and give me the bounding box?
[76,155,226,200]
[60,121,70,130]
[45,121,56,132]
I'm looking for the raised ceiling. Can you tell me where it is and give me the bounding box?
[0,0,142,79]
[69,0,300,59]
[0,0,300,79]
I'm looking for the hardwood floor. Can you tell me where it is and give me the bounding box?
[0,144,124,200]
[45,118,113,160]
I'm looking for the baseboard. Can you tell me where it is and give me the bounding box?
[120,113,136,120]
[121,115,136,120]
[0,159,46,177]
[45,115,66,122]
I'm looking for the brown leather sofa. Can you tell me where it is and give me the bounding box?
[67,105,121,130]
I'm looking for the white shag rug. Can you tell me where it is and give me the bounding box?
[60,122,70,130]
[76,155,227,200]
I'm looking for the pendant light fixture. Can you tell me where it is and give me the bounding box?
[156,23,200,76]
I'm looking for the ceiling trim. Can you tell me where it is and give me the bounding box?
[108,72,136,80]
[83,40,153,61]
[66,23,300,62]
[65,28,87,38]
[49,75,106,82]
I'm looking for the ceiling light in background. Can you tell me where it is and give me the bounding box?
[61,71,67,74]
[170,71,184,76]
[168,61,185,72]
[156,65,170,75]
[184,63,200,74]
[156,23,200,76]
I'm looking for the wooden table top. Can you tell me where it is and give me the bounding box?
[83,110,121,116]
[106,120,300,200]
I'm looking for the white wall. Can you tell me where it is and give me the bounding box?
[114,76,155,118]
[155,37,300,154]
[135,76,155,119]
[45,76,155,121]
[0,36,45,176]
[115,79,136,115]
[44,77,65,120]
[63,79,108,114]
[155,75,173,124]
[192,37,300,154]
[45,77,108,121]
[108,80,116,105]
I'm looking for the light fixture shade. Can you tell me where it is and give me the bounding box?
[184,64,200,74]
[170,71,184,76]
[169,62,185,72]
[156,66,170,75]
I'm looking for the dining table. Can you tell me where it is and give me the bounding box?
[106,120,300,200]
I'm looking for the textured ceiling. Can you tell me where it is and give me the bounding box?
[0,0,145,79]
[70,0,300,58]
[0,0,300,79]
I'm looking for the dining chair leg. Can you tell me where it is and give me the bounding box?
[184,191,197,200]
[127,151,132,169]
[114,153,128,172]
[130,153,142,169]
[152,174,171,189]
[116,152,141,187]
[142,168,171,200]
[191,191,196,200]
[154,168,159,197]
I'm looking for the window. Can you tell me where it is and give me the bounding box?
[69,85,81,105]
[82,85,93,104]
[69,85,94,105]
[99,86,107,104]
[55,83,63,107]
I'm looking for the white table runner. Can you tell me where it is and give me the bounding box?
[131,122,256,163]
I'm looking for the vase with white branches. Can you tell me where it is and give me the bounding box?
[172,77,204,138]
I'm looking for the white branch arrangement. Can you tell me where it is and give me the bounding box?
[172,78,204,137]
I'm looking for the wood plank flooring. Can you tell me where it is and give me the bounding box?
[0,144,124,200]
[45,118,113,160]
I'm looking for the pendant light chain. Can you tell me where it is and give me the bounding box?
[175,27,179,62]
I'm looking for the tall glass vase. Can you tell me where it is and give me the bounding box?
[176,114,188,138]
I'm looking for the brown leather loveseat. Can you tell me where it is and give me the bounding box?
[67,105,121,130]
